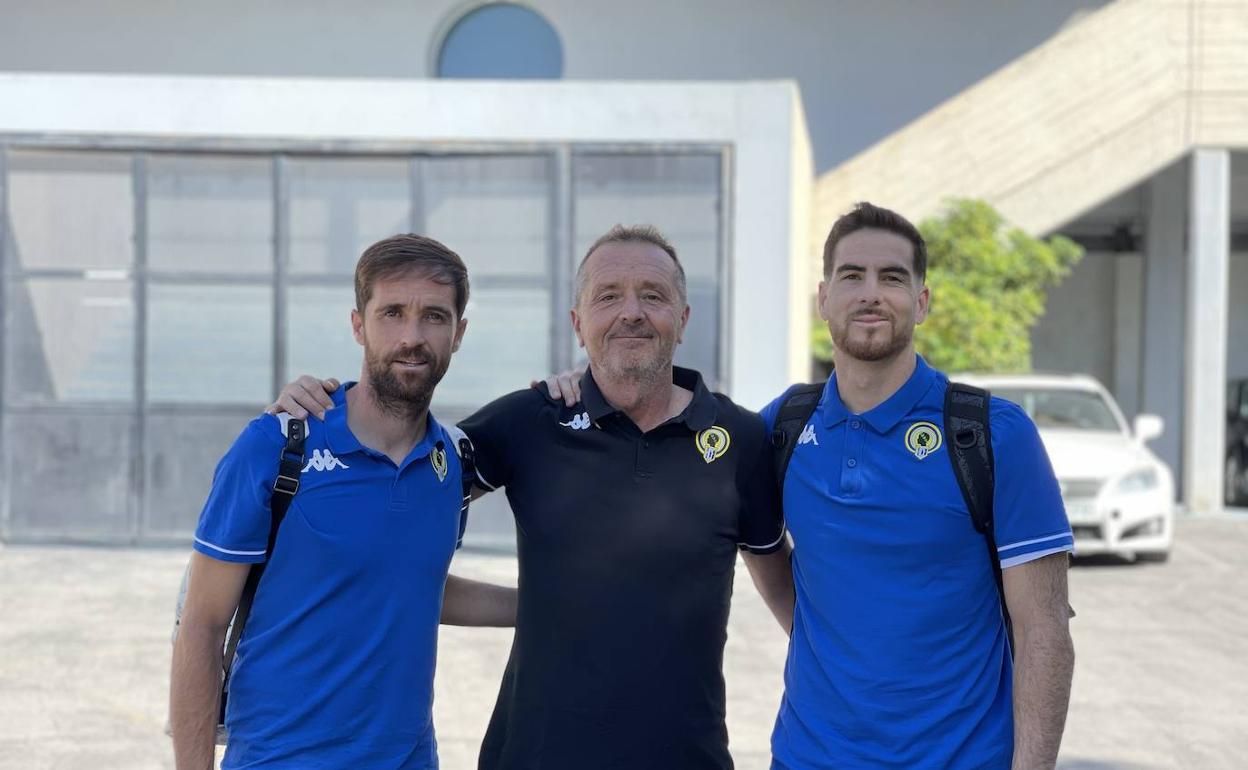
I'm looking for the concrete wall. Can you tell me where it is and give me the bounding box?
[0,0,1106,174]
[815,0,1248,242]
[1031,252,1117,387]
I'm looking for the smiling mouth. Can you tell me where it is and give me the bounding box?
[392,359,430,368]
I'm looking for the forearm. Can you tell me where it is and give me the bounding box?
[743,544,795,635]
[1010,621,1074,769]
[170,623,227,770]
[440,574,517,627]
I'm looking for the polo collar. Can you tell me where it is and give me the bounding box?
[579,365,718,432]
[323,382,445,462]
[820,355,941,434]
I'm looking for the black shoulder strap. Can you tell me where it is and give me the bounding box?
[770,383,825,489]
[943,383,1012,652]
[455,433,476,545]
[219,417,305,721]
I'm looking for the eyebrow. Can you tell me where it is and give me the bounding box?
[835,262,913,279]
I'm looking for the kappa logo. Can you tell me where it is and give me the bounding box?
[797,423,819,446]
[303,449,349,473]
[560,412,592,430]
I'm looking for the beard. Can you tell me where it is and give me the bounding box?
[364,343,448,420]
[593,324,677,387]
[831,311,913,363]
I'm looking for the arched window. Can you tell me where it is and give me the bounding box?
[436,3,563,79]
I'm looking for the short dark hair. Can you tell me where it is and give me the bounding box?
[822,202,927,283]
[354,234,469,318]
[576,224,688,305]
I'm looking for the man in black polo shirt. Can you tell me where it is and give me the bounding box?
[274,225,794,768]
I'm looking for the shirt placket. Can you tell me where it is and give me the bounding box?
[840,418,868,495]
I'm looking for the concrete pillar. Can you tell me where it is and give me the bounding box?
[1184,149,1230,514]
[1139,160,1187,488]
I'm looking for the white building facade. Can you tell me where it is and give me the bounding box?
[0,0,1239,542]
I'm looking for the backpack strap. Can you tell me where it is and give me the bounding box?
[219,416,306,723]
[943,383,1012,653]
[445,424,476,546]
[770,383,825,491]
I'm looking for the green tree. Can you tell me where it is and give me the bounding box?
[811,199,1083,373]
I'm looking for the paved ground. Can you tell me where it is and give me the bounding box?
[1,515,1245,769]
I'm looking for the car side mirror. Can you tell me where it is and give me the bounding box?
[1134,414,1164,443]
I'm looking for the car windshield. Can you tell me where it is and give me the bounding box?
[992,387,1121,432]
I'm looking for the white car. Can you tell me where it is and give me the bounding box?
[955,373,1175,563]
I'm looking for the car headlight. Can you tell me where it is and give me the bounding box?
[1115,467,1160,494]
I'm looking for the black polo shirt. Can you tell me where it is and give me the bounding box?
[458,366,784,770]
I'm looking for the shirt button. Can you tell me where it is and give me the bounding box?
[847,458,857,468]
[850,420,861,429]
[642,441,650,448]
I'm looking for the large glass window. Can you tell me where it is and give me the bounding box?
[0,143,726,544]
[5,278,135,404]
[423,155,553,410]
[7,150,134,271]
[573,153,724,386]
[288,157,411,276]
[147,155,273,275]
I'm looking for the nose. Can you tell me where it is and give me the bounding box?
[856,276,884,305]
[399,317,427,348]
[618,291,644,322]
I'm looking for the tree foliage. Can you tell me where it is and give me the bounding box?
[811,199,1084,373]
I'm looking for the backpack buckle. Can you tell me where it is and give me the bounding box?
[273,473,300,495]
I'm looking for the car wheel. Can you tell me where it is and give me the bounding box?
[1136,550,1170,564]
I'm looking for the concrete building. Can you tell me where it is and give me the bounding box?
[0,0,1240,543]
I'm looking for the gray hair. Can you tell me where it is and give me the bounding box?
[574,224,688,306]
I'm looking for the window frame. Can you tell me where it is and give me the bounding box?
[0,136,733,542]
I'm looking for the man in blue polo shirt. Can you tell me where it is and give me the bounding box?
[760,203,1075,769]
[170,234,516,770]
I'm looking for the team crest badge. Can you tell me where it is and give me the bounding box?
[431,444,449,483]
[904,421,942,460]
[695,426,731,464]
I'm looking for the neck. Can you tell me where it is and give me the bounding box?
[595,365,691,433]
[346,378,429,462]
[834,348,918,414]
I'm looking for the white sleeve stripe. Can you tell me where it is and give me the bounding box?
[1000,544,1073,569]
[194,537,266,557]
[473,467,497,491]
[739,525,787,551]
[997,532,1073,554]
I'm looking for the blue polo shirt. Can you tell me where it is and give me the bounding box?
[192,385,464,769]
[761,356,1073,769]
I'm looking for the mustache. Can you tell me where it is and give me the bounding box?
[387,346,432,364]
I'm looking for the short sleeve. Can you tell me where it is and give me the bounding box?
[990,399,1074,569]
[736,412,786,554]
[192,414,285,564]
[457,388,543,491]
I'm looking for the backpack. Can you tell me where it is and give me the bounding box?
[170,416,477,744]
[770,381,1012,650]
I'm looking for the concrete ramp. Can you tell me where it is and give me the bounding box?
[813,0,1248,239]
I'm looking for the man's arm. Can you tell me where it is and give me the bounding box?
[440,574,517,626]
[742,540,795,635]
[170,552,250,770]
[1002,552,1075,770]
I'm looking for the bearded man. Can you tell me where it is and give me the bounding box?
[761,203,1076,769]
[170,234,515,770]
